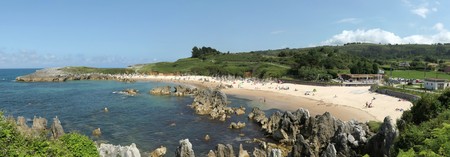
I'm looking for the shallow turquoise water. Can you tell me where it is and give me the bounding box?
[0,69,269,156]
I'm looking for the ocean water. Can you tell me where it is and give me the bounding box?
[0,69,270,156]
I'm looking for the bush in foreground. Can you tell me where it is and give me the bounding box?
[0,112,98,157]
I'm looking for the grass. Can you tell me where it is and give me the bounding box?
[388,70,450,80]
[60,66,135,74]
[367,120,382,133]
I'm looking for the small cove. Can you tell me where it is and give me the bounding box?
[0,69,271,156]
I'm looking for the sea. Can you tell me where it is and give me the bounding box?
[0,69,273,156]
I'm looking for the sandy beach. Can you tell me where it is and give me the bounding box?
[131,75,412,122]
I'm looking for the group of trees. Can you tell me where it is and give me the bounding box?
[191,46,221,59]
[349,60,379,74]
[395,90,450,156]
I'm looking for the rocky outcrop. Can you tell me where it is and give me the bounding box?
[15,68,135,82]
[365,116,398,157]
[176,139,195,157]
[212,144,235,157]
[238,144,250,157]
[229,121,246,129]
[248,107,372,157]
[149,86,172,95]
[234,107,246,115]
[51,116,65,139]
[149,146,167,157]
[120,89,139,96]
[190,89,233,121]
[97,143,141,157]
[13,116,64,139]
[174,85,197,96]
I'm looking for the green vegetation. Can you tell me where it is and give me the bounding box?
[367,120,382,133]
[388,70,450,80]
[0,112,98,156]
[61,44,450,82]
[61,66,135,74]
[395,89,450,156]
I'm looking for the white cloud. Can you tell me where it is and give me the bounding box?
[321,23,450,45]
[412,7,429,18]
[336,18,362,24]
[402,0,439,18]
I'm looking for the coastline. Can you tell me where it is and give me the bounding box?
[16,70,412,122]
[131,75,407,122]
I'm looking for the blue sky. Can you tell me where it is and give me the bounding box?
[1,0,449,68]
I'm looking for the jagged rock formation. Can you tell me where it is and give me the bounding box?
[97,143,141,157]
[248,107,373,157]
[190,89,233,121]
[176,139,195,157]
[174,85,197,96]
[365,116,398,157]
[149,86,172,95]
[51,116,65,139]
[209,144,235,157]
[149,146,167,157]
[234,107,246,115]
[13,116,64,139]
[229,121,246,129]
[238,144,250,157]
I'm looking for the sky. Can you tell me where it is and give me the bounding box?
[1,0,450,68]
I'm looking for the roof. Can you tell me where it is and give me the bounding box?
[425,78,448,82]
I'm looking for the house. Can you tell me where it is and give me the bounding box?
[338,74,383,85]
[424,78,449,90]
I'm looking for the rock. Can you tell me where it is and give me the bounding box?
[149,86,172,95]
[93,128,102,136]
[98,143,141,157]
[205,134,211,141]
[366,116,398,157]
[238,144,250,157]
[174,85,197,96]
[270,149,282,157]
[149,146,167,157]
[235,107,245,115]
[175,139,195,157]
[215,144,235,157]
[51,116,64,139]
[16,116,31,135]
[32,116,47,131]
[121,89,138,96]
[208,150,217,157]
[190,89,232,121]
[320,143,336,157]
[229,122,246,129]
[248,108,371,157]
[252,148,267,157]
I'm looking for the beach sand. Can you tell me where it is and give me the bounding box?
[131,75,412,122]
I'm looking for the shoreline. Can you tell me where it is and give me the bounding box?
[16,69,412,122]
[132,75,402,122]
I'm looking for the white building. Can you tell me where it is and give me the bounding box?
[424,78,450,90]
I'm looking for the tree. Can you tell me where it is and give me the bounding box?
[410,94,443,124]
